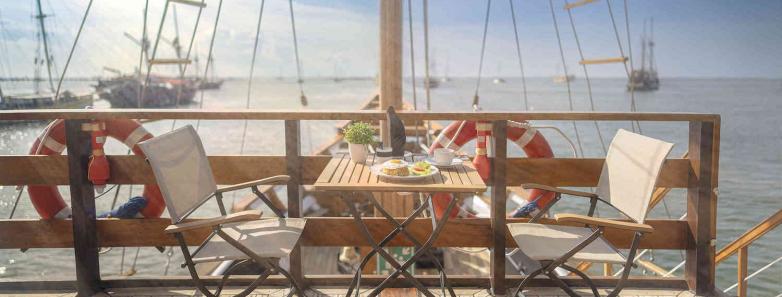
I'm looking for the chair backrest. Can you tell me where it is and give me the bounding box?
[138,125,217,223]
[595,129,673,223]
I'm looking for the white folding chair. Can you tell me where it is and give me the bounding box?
[507,129,673,297]
[139,125,306,297]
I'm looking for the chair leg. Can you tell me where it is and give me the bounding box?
[175,234,218,297]
[276,263,306,297]
[546,271,581,297]
[511,268,544,297]
[560,264,600,297]
[605,233,642,297]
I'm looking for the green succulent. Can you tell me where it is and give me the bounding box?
[344,122,375,145]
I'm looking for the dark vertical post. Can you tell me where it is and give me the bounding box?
[64,120,101,296]
[490,120,507,294]
[285,119,304,286]
[685,120,717,295]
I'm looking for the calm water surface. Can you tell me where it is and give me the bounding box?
[0,77,780,295]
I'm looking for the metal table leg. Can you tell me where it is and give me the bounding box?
[341,192,435,297]
[367,193,457,297]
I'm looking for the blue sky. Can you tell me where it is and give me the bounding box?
[0,0,780,78]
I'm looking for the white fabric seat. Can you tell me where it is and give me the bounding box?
[192,218,306,264]
[508,223,626,264]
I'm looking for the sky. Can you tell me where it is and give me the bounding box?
[0,0,780,79]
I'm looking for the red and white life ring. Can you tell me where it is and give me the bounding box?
[428,120,555,219]
[28,119,166,219]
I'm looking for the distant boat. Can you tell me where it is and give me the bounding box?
[0,0,94,111]
[95,75,197,108]
[627,18,659,92]
[552,74,576,84]
[193,52,224,90]
[424,77,439,89]
[493,78,506,84]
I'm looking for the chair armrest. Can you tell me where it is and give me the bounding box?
[522,183,597,198]
[165,209,263,234]
[216,175,290,194]
[554,213,654,233]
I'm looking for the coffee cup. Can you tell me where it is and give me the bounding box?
[433,148,455,165]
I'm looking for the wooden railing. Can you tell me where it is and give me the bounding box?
[0,109,720,296]
[715,209,782,297]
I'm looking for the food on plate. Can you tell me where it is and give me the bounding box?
[381,159,409,176]
[410,161,432,176]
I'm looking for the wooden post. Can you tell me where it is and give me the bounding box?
[737,246,748,297]
[64,120,101,296]
[685,120,718,295]
[285,119,304,286]
[490,120,507,294]
[378,0,403,146]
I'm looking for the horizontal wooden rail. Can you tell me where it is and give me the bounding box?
[0,155,691,188]
[0,275,689,291]
[0,217,690,250]
[715,208,782,264]
[0,109,720,122]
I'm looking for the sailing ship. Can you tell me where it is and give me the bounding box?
[193,51,223,90]
[0,0,93,111]
[628,18,659,91]
[552,74,575,83]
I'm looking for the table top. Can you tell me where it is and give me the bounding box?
[312,154,487,193]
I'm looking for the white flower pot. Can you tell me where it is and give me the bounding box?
[348,143,368,163]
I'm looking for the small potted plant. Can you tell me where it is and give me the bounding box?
[344,121,374,163]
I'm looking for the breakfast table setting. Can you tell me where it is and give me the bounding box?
[312,109,487,297]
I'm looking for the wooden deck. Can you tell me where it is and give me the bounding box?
[0,286,701,297]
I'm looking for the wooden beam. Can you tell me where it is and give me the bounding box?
[0,156,690,188]
[284,120,304,286]
[579,57,627,65]
[0,218,689,249]
[737,247,748,297]
[0,275,690,291]
[685,120,717,295]
[0,109,722,122]
[64,120,101,296]
[490,121,508,294]
[715,208,782,264]
[564,0,597,10]
[378,0,402,145]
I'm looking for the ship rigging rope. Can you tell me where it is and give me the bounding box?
[170,1,205,130]
[195,0,225,131]
[240,0,266,154]
[53,0,93,101]
[471,0,491,111]
[563,1,607,154]
[606,0,641,133]
[548,0,584,157]
[422,0,432,146]
[137,0,150,108]
[508,0,529,111]
[289,0,308,106]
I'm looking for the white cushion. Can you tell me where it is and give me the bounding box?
[192,218,306,264]
[507,223,626,264]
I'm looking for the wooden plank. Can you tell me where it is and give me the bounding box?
[0,109,721,122]
[0,218,689,249]
[0,156,689,188]
[490,120,507,294]
[564,0,597,10]
[506,158,690,188]
[64,120,101,296]
[314,157,343,184]
[0,275,690,291]
[685,121,717,295]
[168,0,206,7]
[579,57,627,65]
[715,208,782,263]
[284,120,304,286]
[338,158,357,183]
[737,247,748,297]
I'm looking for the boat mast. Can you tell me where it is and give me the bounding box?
[378,0,402,147]
[639,19,647,73]
[649,18,656,74]
[34,0,55,93]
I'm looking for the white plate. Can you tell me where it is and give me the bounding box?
[371,165,440,181]
[425,158,464,168]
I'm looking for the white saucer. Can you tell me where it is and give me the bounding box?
[425,158,464,168]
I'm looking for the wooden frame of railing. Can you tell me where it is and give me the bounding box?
[0,110,720,296]
[715,209,782,297]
